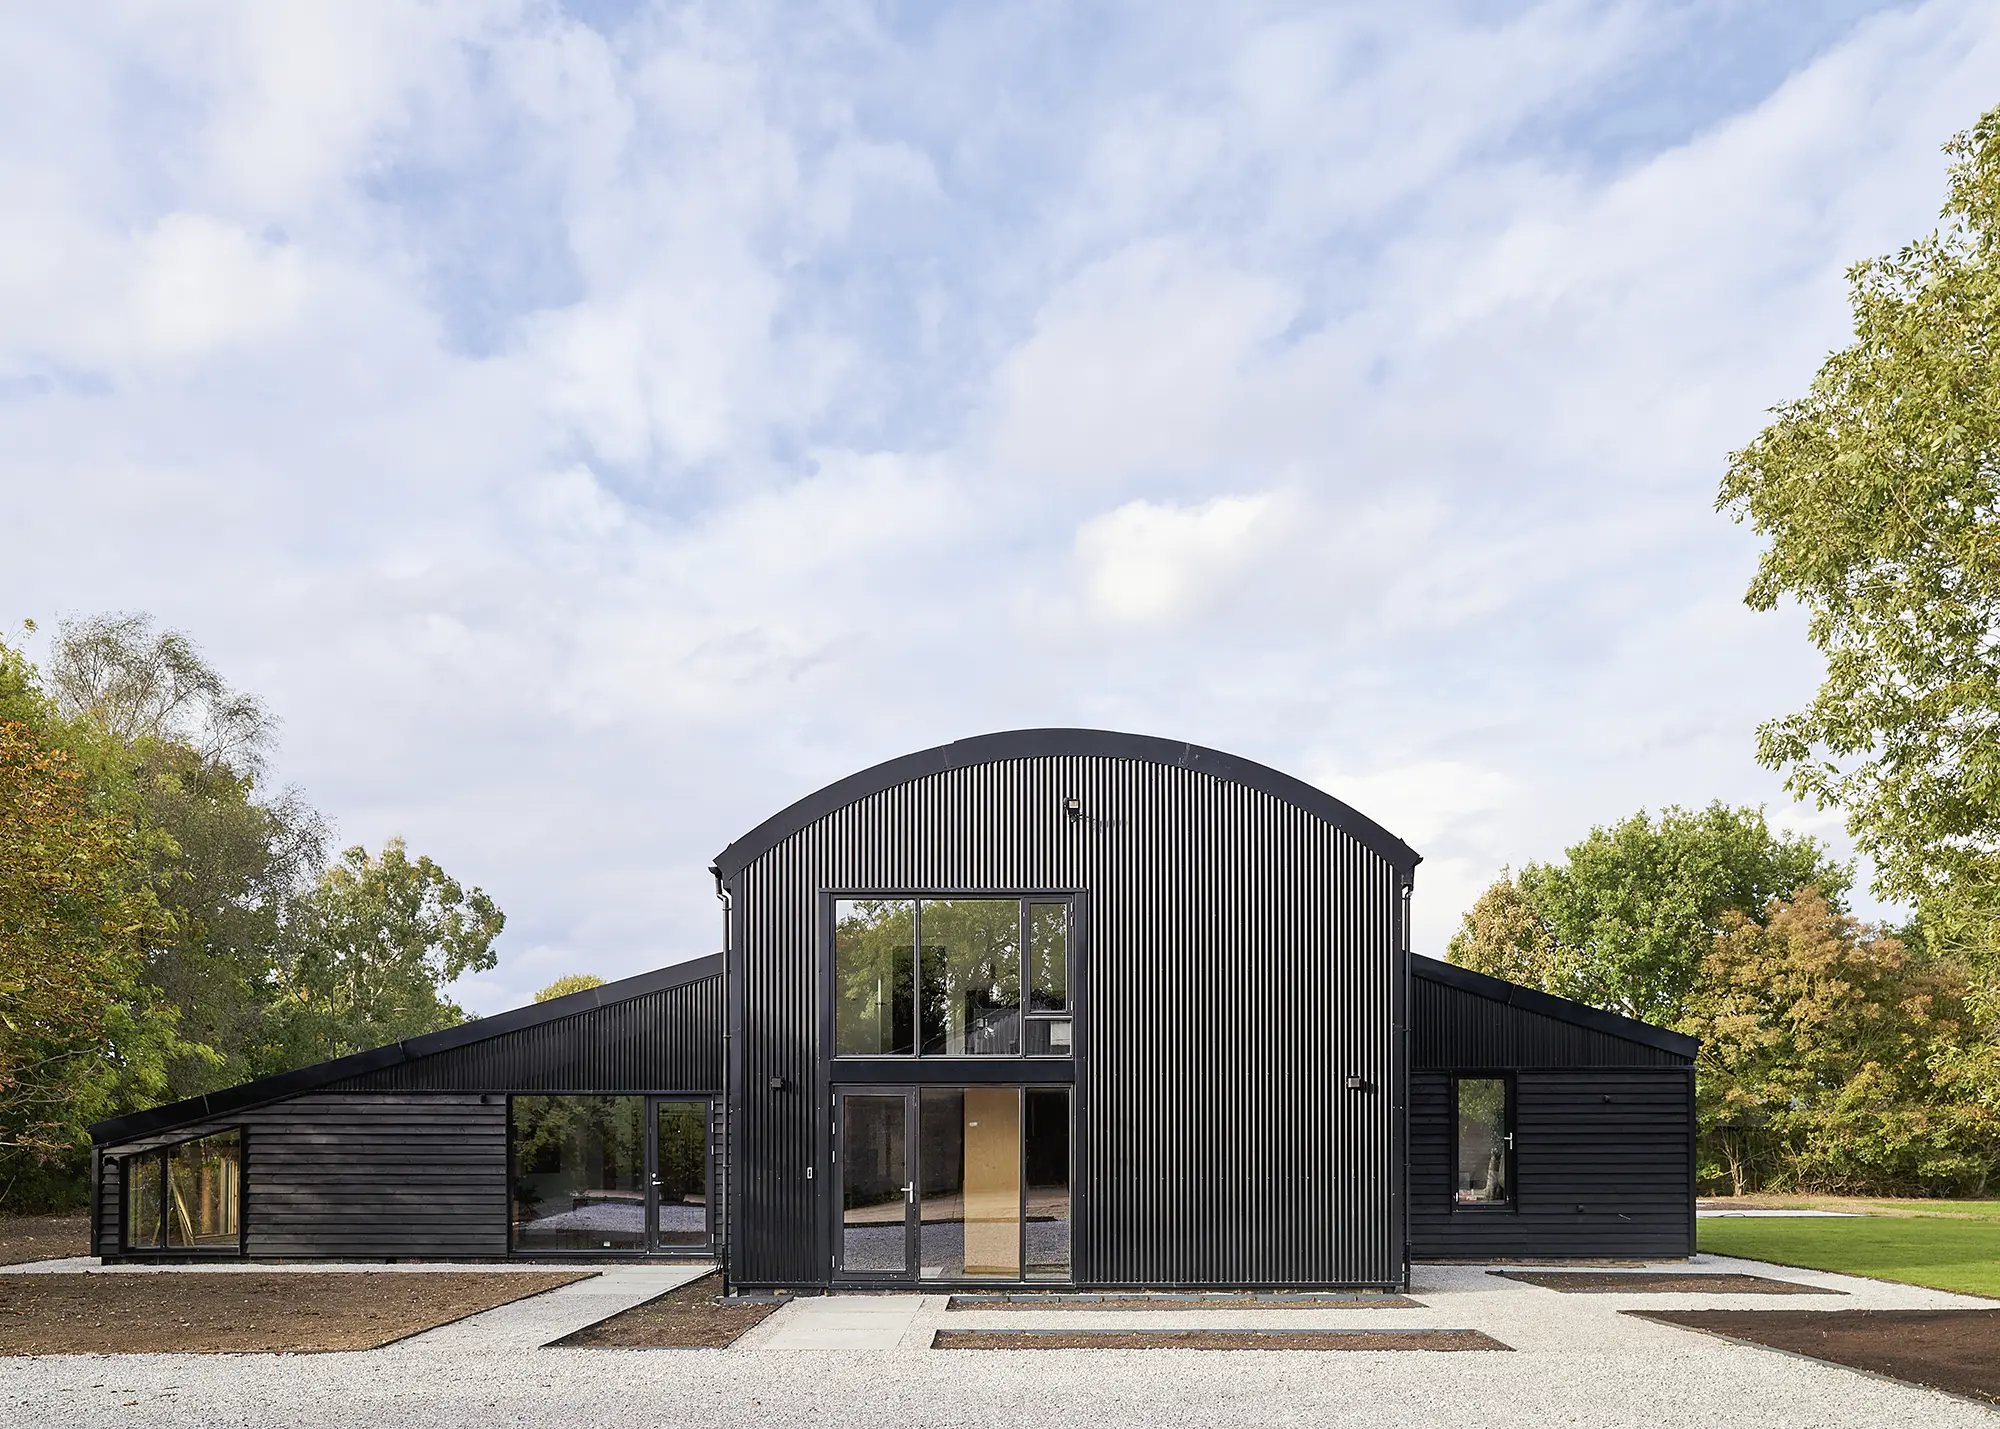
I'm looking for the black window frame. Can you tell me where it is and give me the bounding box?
[825,892,1078,1063]
[120,1127,248,1257]
[1449,1072,1515,1214]
[505,1091,718,1258]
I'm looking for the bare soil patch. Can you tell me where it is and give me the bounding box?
[932,1328,1507,1351]
[1493,1270,1832,1295]
[0,1214,90,1266]
[1629,1307,2000,1407]
[0,1270,592,1355]
[551,1274,781,1349]
[946,1293,1421,1311]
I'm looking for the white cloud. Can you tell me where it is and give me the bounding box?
[2,0,1991,1009]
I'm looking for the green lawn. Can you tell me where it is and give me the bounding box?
[1699,1214,2000,1298]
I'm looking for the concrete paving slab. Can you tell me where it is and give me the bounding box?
[749,1293,928,1350]
[401,1262,717,1351]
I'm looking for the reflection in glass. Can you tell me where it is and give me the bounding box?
[1455,1077,1511,1206]
[919,1088,1021,1280]
[126,1151,165,1251]
[655,1101,709,1248]
[1025,1017,1073,1056]
[1024,1088,1071,1280]
[841,1094,908,1274]
[834,899,915,1056]
[166,1131,241,1249]
[918,900,1021,1056]
[1028,903,1068,1011]
[512,1095,648,1250]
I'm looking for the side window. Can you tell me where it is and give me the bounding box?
[1453,1076,1513,1208]
[124,1129,244,1253]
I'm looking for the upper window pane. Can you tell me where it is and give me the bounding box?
[166,1130,241,1249]
[835,899,916,1056]
[918,899,1021,1056]
[512,1094,647,1251]
[1028,903,1068,1012]
[1455,1077,1511,1206]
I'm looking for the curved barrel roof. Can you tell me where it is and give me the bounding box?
[711,727,1422,881]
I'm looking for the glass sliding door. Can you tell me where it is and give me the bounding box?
[919,1088,1021,1280]
[838,1091,913,1278]
[652,1099,710,1252]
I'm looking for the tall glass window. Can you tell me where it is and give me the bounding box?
[124,1129,240,1253]
[1454,1076,1512,1207]
[834,896,1066,1059]
[918,900,1021,1056]
[511,1095,648,1251]
[834,899,916,1056]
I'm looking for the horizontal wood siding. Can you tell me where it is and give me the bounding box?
[1409,1069,1694,1259]
[101,1095,506,1260]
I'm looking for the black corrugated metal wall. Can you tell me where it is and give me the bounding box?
[95,970,724,1260]
[727,752,1410,1289]
[1408,965,1695,1260]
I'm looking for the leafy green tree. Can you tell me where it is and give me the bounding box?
[536,974,605,1002]
[1719,105,2000,910]
[46,614,326,1098]
[1449,803,1846,1023]
[1686,890,2000,1196]
[0,633,189,1204]
[271,839,504,1063]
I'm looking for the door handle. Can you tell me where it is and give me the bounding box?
[904,1181,914,1204]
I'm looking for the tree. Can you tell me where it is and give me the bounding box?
[536,974,604,1002]
[1718,105,2000,909]
[45,614,325,1098]
[271,839,504,1063]
[0,634,184,1194]
[1686,890,2000,1196]
[1449,803,1846,1023]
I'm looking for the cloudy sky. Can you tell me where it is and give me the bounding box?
[5,1,1998,1011]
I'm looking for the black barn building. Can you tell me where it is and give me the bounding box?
[90,730,1697,1287]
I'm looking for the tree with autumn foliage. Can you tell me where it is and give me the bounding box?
[1688,890,2000,1197]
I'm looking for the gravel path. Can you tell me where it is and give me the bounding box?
[2,1254,1993,1428]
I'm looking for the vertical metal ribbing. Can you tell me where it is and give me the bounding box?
[730,750,1407,1289]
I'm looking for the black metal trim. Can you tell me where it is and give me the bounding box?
[1411,956,1699,1060]
[833,1060,1076,1085]
[88,954,725,1145]
[710,729,1421,880]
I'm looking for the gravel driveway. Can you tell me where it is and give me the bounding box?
[1,1255,1991,1428]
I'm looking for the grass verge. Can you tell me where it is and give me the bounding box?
[1698,1216,2000,1298]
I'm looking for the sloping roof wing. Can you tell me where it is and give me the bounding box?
[88,953,723,1146]
[711,728,1422,880]
[1412,955,1700,1060]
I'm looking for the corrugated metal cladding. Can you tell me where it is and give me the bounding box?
[332,973,724,1093]
[1412,974,1688,1070]
[731,752,1409,1289]
[1408,1071,1694,1259]
[99,1096,507,1260]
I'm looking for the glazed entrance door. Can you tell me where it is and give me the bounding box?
[649,1098,711,1254]
[834,1090,915,1281]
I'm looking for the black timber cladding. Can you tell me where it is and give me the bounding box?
[98,1096,507,1260]
[90,957,725,1261]
[1407,956,1696,1260]
[722,729,1418,1290]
